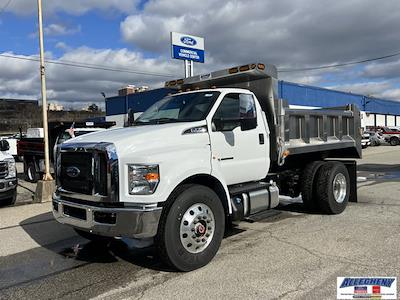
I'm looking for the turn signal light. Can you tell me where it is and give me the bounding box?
[282,150,290,158]
[257,63,265,70]
[145,173,159,182]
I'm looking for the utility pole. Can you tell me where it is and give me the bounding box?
[37,0,52,181]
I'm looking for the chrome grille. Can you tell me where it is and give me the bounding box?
[0,162,8,179]
[56,142,119,203]
[60,152,93,195]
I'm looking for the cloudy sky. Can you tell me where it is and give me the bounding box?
[0,0,399,108]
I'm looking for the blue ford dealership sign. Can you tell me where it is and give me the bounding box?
[171,32,205,63]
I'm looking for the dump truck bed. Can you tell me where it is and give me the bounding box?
[281,104,361,158]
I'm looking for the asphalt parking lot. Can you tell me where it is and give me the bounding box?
[0,146,399,299]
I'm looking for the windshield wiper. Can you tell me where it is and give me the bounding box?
[147,118,179,124]
[134,117,191,125]
[133,119,149,125]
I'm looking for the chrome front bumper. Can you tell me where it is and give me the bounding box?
[53,195,162,239]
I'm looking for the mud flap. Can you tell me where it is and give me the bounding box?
[340,160,357,203]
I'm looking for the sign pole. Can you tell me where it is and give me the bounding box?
[37,0,52,181]
[184,60,189,78]
[189,60,194,77]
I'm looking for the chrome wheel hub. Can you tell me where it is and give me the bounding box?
[180,203,215,254]
[333,173,347,203]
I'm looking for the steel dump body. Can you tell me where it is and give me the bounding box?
[281,105,361,157]
[165,63,362,167]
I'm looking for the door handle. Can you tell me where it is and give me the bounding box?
[259,133,265,145]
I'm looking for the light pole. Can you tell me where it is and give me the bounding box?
[37,0,52,181]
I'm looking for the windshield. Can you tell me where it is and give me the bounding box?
[135,91,220,125]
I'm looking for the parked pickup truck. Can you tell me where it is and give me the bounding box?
[17,121,115,182]
[0,140,17,206]
[53,63,361,271]
[377,126,400,146]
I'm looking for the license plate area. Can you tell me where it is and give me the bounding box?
[63,204,87,220]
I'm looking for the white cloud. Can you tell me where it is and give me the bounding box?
[327,82,394,98]
[44,24,81,36]
[0,48,182,106]
[55,42,71,51]
[381,89,400,100]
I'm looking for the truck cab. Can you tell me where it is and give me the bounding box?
[0,140,17,206]
[53,63,361,271]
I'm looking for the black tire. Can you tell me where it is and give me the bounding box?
[390,137,399,146]
[156,184,225,271]
[74,228,112,243]
[315,162,350,214]
[300,161,324,211]
[1,189,17,206]
[25,161,40,183]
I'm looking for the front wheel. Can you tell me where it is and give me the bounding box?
[156,184,225,271]
[1,189,17,206]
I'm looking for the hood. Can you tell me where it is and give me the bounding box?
[0,150,13,161]
[64,121,209,157]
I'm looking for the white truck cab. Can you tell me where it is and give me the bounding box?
[0,140,17,206]
[53,63,361,271]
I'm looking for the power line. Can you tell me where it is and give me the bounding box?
[0,53,177,78]
[278,50,400,72]
[0,0,12,15]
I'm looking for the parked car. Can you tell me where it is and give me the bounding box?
[364,130,384,146]
[377,127,400,146]
[0,140,17,206]
[361,131,371,148]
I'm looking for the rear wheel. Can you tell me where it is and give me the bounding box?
[300,161,324,211]
[315,162,350,214]
[390,137,399,146]
[25,161,40,183]
[156,184,225,271]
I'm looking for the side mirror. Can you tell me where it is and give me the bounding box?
[0,140,10,151]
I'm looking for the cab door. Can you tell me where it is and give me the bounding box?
[208,92,269,185]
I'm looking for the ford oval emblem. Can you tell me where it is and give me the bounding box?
[180,36,197,46]
[66,166,80,178]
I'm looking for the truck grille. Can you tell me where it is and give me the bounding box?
[60,152,94,195]
[57,142,118,202]
[0,162,8,179]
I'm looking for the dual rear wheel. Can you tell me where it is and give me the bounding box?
[301,161,350,214]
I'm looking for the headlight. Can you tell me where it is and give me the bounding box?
[128,164,159,195]
[5,158,16,179]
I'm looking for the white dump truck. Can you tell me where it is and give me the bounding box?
[0,140,17,206]
[53,63,361,271]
